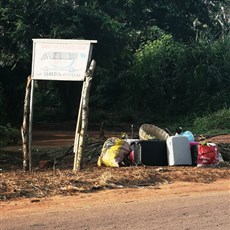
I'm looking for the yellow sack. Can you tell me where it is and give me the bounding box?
[97,137,131,167]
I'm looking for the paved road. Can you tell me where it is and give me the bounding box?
[1,190,230,230]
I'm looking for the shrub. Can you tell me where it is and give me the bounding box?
[193,108,230,134]
[0,83,7,124]
[0,124,20,147]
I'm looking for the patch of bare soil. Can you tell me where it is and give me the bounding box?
[0,131,230,202]
[204,134,230,143]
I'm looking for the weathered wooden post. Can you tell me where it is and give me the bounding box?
[73,60,96,171]
[72,82,84,170]
[21,76,32,171]
[28,79,35,172]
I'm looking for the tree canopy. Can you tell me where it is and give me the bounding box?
[0,0,229,124]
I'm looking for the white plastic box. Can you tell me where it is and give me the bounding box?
[167,136,192,166]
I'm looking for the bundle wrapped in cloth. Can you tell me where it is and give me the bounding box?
[97,137,131,167]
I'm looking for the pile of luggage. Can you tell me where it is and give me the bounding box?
[97,124,221,167]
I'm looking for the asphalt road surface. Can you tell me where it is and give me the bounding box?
[1,183,230,230]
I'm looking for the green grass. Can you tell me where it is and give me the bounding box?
[193,108,230,135]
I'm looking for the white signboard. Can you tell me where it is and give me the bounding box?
[31,39,97,81]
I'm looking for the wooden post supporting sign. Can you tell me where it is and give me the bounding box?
[73,60,96,171]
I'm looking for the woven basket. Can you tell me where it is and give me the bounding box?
[139,124,170,141]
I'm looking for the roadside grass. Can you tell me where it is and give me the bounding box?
[158,108,230,136]
[193,108,230,135]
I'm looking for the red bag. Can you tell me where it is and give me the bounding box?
[197,143,219,167]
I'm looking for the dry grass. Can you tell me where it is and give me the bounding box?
[1,165,229,201]
[1,136,230,201]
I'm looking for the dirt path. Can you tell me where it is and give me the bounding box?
[2,179,229,216]
[1,179,230,230]
[5,129,228,148]
[31,131,230,146]
[32,130,75,147]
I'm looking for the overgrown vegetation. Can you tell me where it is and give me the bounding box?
[0,124,19,147]
[193,108,230,134]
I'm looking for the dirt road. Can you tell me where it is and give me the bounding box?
[30,130,230,147]
[1,179,229,230]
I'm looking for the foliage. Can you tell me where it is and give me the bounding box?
[32,81,67,122]
[128,34,230,119]
[0,83,7,124]
[0,124,20,147]
[185,36,230,112]
[193,108,230,134]
[0,0,229,125]
[132,34,187,114]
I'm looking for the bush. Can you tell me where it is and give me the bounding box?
[0,83,7,124]
[133,34,187,114]
[0,124,20,147]
[193,108,230,134]
[130,34,230,117]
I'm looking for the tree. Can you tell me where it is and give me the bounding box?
[0,0,229,124]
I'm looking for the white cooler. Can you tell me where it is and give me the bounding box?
[167,136,192,166]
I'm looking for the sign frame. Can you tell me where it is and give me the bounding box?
[25,39,97,172]
[31,39,97,81]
